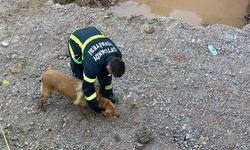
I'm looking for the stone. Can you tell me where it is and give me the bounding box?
[1,41,10,47]
[52,3,62,9]
[129,103,138,111]
[197,135,207,145]
[136,128,153,144]
[10,137,19,141]
[46,128,52,132]
[1,79,10,87]
[144,27,155,34]
[113,134,121,142]
[174,54,188,62]
[172,84,177,90]
[181,124,188,130]
[185,133,192,139]
[224,35,234,43]
[10,62,25,74]
[135,143,144,150]
[29,122,35,126]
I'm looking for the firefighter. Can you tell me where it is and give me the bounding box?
[68,26,125,113]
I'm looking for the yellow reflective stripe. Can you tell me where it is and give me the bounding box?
[108,74,112,76]
[70,34,84,49]
[81,35,106,59]
[83,74,96,83]
[97,27,105,35]
[69,44,82,64]
[85,92,97,101]
[70,34,106,61]
[105,83,112,90]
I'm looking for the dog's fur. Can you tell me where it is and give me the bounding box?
[39,65,119,120]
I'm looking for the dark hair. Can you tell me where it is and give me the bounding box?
[109,57,125,77]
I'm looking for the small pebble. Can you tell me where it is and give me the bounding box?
[29,122,34,126]
[113,134,122,142]
[1,41,10,47]
[144,27,155,34]
[1,79,10,87]
[135,143,144,150]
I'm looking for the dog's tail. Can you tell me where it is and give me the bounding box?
[39,64,53,82]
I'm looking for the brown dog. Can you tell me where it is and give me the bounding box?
[39,64,119,120]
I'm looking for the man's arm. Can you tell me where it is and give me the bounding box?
[83,72,105,113]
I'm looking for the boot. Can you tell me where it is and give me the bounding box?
[106,93,119,104]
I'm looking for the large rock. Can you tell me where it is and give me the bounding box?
[10,61,25,74]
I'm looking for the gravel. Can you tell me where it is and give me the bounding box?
[0,0,249,149]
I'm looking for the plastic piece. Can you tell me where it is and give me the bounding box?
[207,44,217,55]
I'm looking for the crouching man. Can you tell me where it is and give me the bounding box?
[68,26,125,114]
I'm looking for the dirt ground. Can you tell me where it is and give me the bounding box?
[0,0,250,149]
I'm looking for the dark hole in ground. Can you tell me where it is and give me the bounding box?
[53,0,113,7]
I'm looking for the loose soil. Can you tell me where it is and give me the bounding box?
[0,0,249,149]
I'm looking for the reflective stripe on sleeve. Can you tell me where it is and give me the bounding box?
[85,92,97,101]
[83,74,96,83]
[68,43,83,64]
[70,34,84,49]
[105,83,112,90]
[96,27,105,35]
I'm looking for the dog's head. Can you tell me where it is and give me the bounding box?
[99,97,120,118]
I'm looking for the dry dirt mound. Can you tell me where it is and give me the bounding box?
[0,0,250,149]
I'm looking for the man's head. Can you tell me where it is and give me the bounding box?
[106,57,125,77]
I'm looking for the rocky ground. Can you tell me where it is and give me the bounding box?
[0,0,250,149]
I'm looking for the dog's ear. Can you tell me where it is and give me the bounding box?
[102,110,111,118]
[47,64,53,70]
[101,111,109,118]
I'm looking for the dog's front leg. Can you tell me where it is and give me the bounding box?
[39,95,48,112]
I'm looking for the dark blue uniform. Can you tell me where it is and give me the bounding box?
[68,27,122,113]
